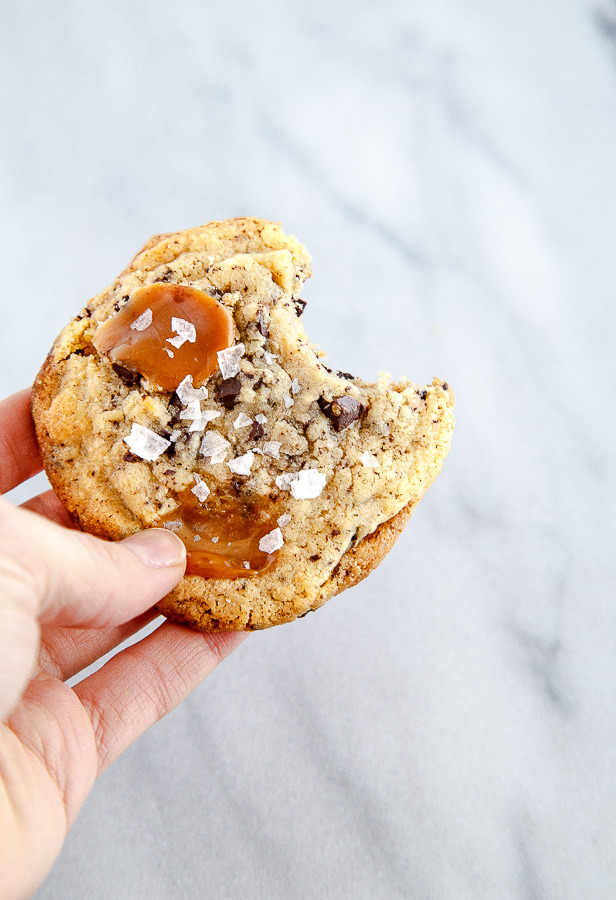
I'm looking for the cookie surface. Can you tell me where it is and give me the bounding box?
[32,218,454,630]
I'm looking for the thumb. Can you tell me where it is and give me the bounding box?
[0,499,186,720]
[0,500,186,629]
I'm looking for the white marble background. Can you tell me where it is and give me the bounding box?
[1,0,615,897]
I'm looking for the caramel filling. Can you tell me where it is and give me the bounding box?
[93,283,234,390]
[160,488,279,579]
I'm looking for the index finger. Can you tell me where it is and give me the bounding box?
[0,388,43,494]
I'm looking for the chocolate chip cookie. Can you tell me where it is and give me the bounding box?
[31,218,454,630]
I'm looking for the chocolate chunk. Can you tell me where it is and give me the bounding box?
[215,376,242,409]
[249,421,265,441]
[256,308,268,337]
[442,382,449,391]
[418,389,427,401]
[112,362,141,386]
[123,451,140,462]
[252,376,264,391]
[293,298,307,316]
[336,370,355,381]
[318,395,366,432]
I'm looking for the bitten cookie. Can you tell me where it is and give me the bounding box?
[31,218,454,631]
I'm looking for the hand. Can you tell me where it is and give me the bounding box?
[0,389,247,899]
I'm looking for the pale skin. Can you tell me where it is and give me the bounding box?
[0,389,247,899]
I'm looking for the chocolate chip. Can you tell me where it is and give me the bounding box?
[318,395,366,432]
[112,362,141,386]
[123,451,140,462]
[215,376,242,409]
[256,308,268,337]
[336,370,355,381]
[249,422,265,441]
[252,376,264,391]
[418,389,427,401]
[153,269,173,283]
[163,468,175,477]
[442,382,449,391]
[309,554,320,562]
[293,298,307,316]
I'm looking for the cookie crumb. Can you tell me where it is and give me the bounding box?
[360,451,379,468]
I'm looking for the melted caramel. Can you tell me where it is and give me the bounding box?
[160,488,279,579]
[93,284,234,390]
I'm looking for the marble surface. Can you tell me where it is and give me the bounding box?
[1,0,616,896]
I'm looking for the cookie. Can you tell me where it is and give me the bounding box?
[31,218,454,631]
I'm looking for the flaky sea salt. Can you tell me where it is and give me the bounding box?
[179,399,202,420]
[243,561,250,569]
[191,479,210,502]
[290,470,326,500]
[275,473,296,491]
[291,378,301,395]
[209,450,228,464]
[200,431,230,458]
[227,451,254,476]
[259,527,284,554]
[360,451,380,468]
[217,343,245,379]
[130,308,152,332]
[123,423,170,461]
[263,441,281,459]
[275,469,326,500]
[263,351,277,365]
[211,536,219,543]
[167,317,197,349]
[277,513,292,527]
[255,413,267,425]
[165,348,174,358]
[283,396,294,408]
[176,375,208,404]
[233,412,253,430]
[169,429,181,442]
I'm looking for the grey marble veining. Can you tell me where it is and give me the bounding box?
[1,0,615,897]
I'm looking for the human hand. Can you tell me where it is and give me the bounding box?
[0,388,247,899]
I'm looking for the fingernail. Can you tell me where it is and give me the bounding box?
[121,529,187,568]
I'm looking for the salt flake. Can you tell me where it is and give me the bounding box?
[290,470,326,500]
[277,513,292,527]
[191,479,210,502]
[255,413,267,425]
[227,451,254,476]
[283,396,294,408]
[176,375,208,404]
[275,469,326,500]
[263,351,277,365]
[259,527,284,554]
[169,429,181,441]
[217,343,245,379]
[291,378,301,395]
[167,317,197,349]
[263,441,281,459]
[233,412,253,430]
[200,432,230,458]
[180,400,202,420]
[123,423,170,462]
[130,308,152,332]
